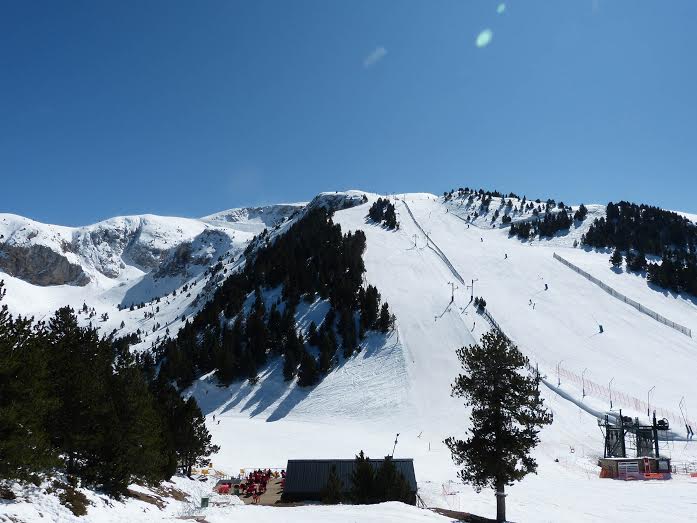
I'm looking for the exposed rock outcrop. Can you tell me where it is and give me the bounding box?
[0,244,89,286]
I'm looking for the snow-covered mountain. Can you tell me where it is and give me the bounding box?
[0,204,303,347]
[3,190,697,522]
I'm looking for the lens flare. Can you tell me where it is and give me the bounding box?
[475,29,493,48]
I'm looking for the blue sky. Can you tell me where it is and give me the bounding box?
[1,0,696,225]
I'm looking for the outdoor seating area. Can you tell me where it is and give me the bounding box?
[214,468,287,505]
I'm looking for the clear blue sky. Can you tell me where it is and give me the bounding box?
[2,1,696,225]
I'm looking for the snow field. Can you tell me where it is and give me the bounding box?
[4,192,697,521]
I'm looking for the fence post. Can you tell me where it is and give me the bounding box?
[552,253,691,338]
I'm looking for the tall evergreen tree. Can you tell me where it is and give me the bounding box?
[47,307,120,489]
[283,350,297,381]
[0,282,56,479]
[112,364,167,488]
[374,455,413,503]
[610,248,623,268]
[350,450,375,504]
[445,330,552,523]
[174,398,220,476]
[378,303,394,332]
[321,465,343,504]
[297,350,319,387]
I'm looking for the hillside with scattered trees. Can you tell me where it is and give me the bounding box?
[0,282,217,497]
[157,206,396,390]
[583,201,697,296]
[442,187,587,237]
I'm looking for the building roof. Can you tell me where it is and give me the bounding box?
[284,458,417,497]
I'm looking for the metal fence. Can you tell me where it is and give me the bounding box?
[553,253,692,338]
[477,307,696,436]
[554,364,695,432]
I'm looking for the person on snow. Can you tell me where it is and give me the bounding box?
[545,283,549,291]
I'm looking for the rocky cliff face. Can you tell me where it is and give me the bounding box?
[0,204,305,288]
[0,243,89,286]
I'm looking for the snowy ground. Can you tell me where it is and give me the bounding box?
[191,193,697,522]
[3,191,697,522]
[1,476,453,523]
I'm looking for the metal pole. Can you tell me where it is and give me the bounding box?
[609,377,615,409]
[467,279,478,302]
[619,409,626,458]
[557,360,564,387]
[582,368,588,398]
[647,386,655,417]
[391,433,400,457]
[448,282,458,303]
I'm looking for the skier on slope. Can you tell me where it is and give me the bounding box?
[545,283,548,291]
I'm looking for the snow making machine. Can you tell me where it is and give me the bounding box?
[598,410,671,480]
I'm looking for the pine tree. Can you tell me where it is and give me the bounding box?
[378,303,393,332]
[216,325,238,384]
[174,398,220,476]
[350,450,375,504]
[0,282,57,480]
[46,307,119,486]
[112,364,166,489]
[627,251,647,272]
[307,321,319,346]
[283,350,297,381]
[297,350,319,387]
[574,204,588,221]
[445,330,552,523]
[383,204,398,229]
[374,456,413,503]
[321,465,343,504]
[610,248,623,268]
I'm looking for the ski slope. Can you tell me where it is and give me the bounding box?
[184,192,697,522]
[3,191,697,522]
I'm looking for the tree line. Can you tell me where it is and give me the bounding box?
[320,451,413,505]
[158,206,395,390]
[585,201,697,296]
[508,209,575,240]
[0,282,218,497]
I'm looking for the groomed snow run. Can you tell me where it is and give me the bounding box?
[3,191,697,522]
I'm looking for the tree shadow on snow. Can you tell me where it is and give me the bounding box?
[189,310,396,422]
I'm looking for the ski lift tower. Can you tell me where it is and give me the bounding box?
[597,411,672,480]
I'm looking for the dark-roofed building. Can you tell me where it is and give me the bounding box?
[282,458,417,504]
